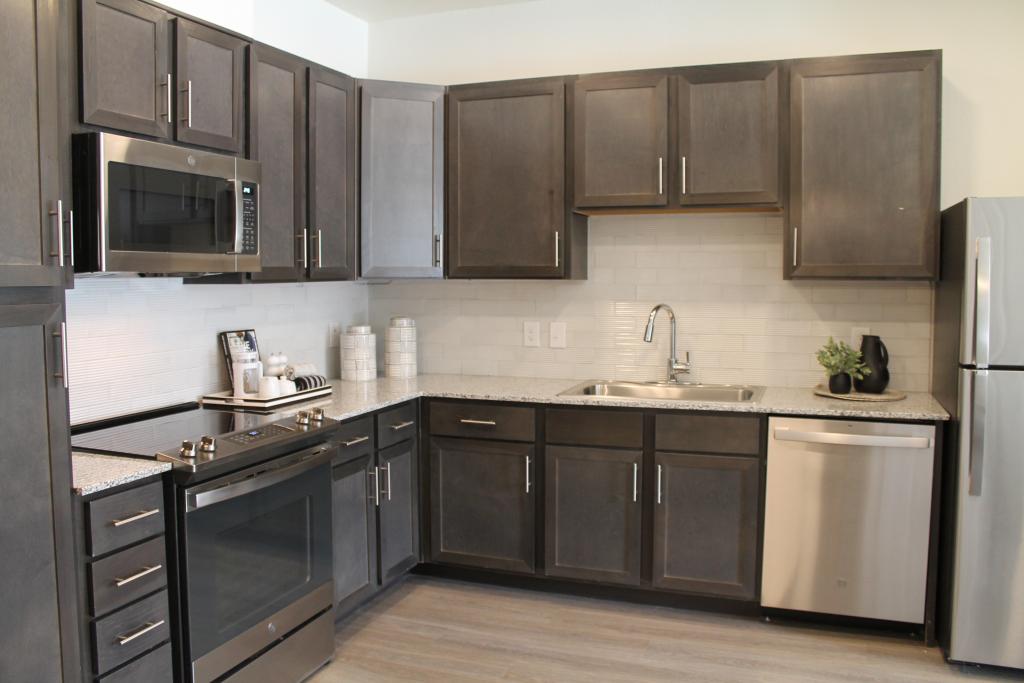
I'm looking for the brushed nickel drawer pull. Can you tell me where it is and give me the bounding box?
[342,435,369,447]
[111,508,160,527]
[459,418,496,426]
[114,564,163,588]
[117,620,164,646]
[390,420,414,431]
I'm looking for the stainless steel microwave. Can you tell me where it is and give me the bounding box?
[72,132,260,275]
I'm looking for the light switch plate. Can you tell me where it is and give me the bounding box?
[851,327,870,348]
[524,321,540,347]
[549,322,567,348]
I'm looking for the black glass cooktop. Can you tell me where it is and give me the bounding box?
[72,408,280,458]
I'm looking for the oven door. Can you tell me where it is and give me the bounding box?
[183,445,334,682]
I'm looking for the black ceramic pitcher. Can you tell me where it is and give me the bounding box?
[855,335,890,393]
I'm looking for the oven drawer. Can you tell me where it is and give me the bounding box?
[87,481,165,556]
[334,416,375,463]
[377,403,417,449]
[99,642,172,682]
[92,590,170,675]
[89,537,167,617]
[430,400,535,442]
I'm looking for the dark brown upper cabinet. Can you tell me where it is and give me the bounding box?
[80,0,172,140]
[573,72,669,208]
[786,51,940,279]
[248,43,307,282]
[308,66,357,281]
[676,62,781,206]
[1,0,67,288]
[447,78,572,279]
[360,80,445,279]
[174,18,246,153]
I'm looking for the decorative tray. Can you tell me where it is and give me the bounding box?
[813,385,907,402]
[200,385,333,410]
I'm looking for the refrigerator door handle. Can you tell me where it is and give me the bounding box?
[975,237,992,368]
[969,370,987,497]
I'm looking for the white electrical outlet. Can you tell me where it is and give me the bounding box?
[549,322,567,348]
[523,321,540,347]
[328,323,342,347]
[851,327,870,347]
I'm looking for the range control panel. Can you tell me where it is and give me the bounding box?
[224,423,294,446]
[240,182,258,255]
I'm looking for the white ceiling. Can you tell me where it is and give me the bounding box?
[326,0,536,22]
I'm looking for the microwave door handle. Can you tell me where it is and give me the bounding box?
[226,178,244,255]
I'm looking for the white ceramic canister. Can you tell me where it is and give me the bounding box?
[341,325,377,381]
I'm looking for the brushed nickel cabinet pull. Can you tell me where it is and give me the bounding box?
[792,227,799,267]
[181,80,192,127]
[525,455,532,494]
[67,209,75,267]
[53,322,68,389]
[317,229,323,267]
[117,620,164,646]
[342,435,369,447]
[433,233,442,268]
[112,508,160,527]
[680,156,687,195]
[554,231,560,268]
[657,157,664,195]
[632,462,638,503]
[390,420,414,431]
[656,464,663,505]
[49,199,64,264]
[385,462,392,502]
[459,418,496,426]
[114,564,162,588]
[369,467,380,507]
[164,73,172,122]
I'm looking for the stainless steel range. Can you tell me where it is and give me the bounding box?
[74,405,339,682]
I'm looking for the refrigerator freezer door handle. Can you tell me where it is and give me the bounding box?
[969,370,987,497]
[975,237,992,368]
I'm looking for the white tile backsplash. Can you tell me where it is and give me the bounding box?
[369,214,934,392]
[66,278,368,424]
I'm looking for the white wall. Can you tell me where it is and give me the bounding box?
[368,0,1024,206]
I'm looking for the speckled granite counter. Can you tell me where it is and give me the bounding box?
[280,375,949,423]
[72,452,170,496]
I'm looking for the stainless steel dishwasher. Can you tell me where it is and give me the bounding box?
[761,417,935,623]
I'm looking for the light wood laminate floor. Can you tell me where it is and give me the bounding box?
[310,577,1023,682]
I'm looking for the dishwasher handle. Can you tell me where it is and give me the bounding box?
[773,427,932,450]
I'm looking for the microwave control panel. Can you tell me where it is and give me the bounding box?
[240,182,258,255]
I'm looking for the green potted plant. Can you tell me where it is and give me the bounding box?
[816,337,870,394]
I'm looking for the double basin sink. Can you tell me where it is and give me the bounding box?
[559,380,764,403]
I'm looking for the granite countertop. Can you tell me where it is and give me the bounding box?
[72,452,171,496]
[282,374,950,423]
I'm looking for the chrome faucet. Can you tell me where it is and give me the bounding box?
[643,304,691,383]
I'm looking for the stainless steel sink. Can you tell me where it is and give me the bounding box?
[559,380,764,403]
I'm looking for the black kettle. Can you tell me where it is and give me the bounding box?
[855,335,890,394]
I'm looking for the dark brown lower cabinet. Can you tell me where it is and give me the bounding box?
[331,452,378,614]
[545,446,643,585]
[429,437,535,573]
[378,440,419,582]
[652,451,760,599]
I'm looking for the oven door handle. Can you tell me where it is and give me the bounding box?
[186,446,332,511]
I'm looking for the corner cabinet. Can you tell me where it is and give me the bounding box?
[360,80,445,279]
[786,51,941,279]
[447,78,584,279]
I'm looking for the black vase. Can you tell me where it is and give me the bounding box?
[828,373,852,394]
[855,335,890,394]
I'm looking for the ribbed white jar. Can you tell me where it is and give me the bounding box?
[384,317,416,378]
[341,325,377,381]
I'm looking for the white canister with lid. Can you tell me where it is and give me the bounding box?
[341,325,377,381]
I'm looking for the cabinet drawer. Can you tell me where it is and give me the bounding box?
[656,413,762,456]
[87,481,165,556]
[99,642,172,682]
[92,590,170,675]
[430,401,535,442]
[546,408,643,448]
[377,402,417,449]
[89,537,167,617]
[333,416,375,463]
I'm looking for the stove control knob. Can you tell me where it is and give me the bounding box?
[199,436,217,453]
[179,440,197,458]
[295,411,311,426]
[311,408,325,423]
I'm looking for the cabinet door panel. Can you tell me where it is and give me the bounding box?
[447,79,565,278]
[574,73,668,207]
[308,67,357,280]
[361,80,444,279]
[0,0,64,287]
[0,303,77,681]
[175,19,246,153]
[788,52,940,279]
[249,44,306,282]
[332,453,377,614]
[378,441,418,583]
[80,0,170,139]
[545,446,642,585]
[429,437,535,573]
[653,452,760,599]
[678,63,779,205]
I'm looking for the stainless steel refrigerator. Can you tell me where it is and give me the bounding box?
[933,197,1024,670]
